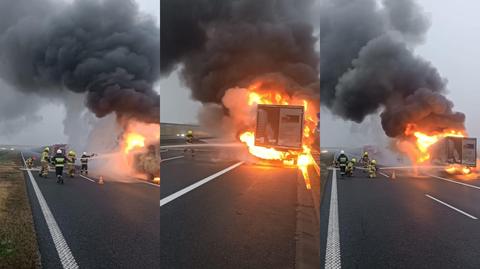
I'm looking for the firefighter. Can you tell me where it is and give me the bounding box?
[184,130,195,157]
[26,157,34,169]
[67,150,77,177]
[351,157,357,170]
[80,152,95,175]
[337,150,349,176]
[362,151,370,170]
[39,147,50,177]
[368,159,377,178]
[52,149,67,184]
[346,159,354,177]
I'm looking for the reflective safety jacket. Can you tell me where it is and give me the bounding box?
[52,154,67,167]
[80,154,93,164]
[186,133,194,143]
[41,151,50,162]
[67,152,76,164]
[337,154,349,167]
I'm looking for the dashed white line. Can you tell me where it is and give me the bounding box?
[425,194,478,220]
[21,152,79,269]
[79,174,96,183]
[379,171,390,178]
[160,161,244,207]
[426,174,480,190]
[325,169,341,269]
[160,155,184,163]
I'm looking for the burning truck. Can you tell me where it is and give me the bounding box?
[430,136,477,175]
[119,122,160,184]
[253,104,305,164]
[399,124,478,176]
[133,144,160,183]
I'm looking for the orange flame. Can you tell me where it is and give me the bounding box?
[404,124,465,163]
[238,82,317,188]
[124,132,145,154]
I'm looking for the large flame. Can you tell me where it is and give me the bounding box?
[401,123,475,176]
[404,124,465,163]
[238,82,317,188]
[124,132,146,154]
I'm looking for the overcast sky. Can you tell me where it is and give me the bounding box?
[321,0,480,147]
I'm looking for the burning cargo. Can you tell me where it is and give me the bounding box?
[430,137,477,168]
[133,144,160,182]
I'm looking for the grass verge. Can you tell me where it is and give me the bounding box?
[0,151,41,269]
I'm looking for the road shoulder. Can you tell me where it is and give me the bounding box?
[0,152,41,269]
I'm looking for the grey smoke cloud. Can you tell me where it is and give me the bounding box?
[320,0,465,137]
[0,0,160,124]
[160,0,319,105]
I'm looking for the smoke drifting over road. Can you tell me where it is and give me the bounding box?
[161,0,319,106]
[0,0,160,123]
[320,0,465,137]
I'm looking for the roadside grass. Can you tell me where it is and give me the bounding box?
[320,152,333,203]
[0,151,41,269]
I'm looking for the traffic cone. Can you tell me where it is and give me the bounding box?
[391,170,396,179]
[98,176,104,185]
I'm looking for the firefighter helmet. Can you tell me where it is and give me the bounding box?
[44,147,50,152]
[57,149,62,154]
[371,159,376,165]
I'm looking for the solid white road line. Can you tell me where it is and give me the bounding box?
[325,169,341,269]
[160,155,184,163]
[425,194,478,220]
[427,174,480,191]
[160,161,244,207]
[79,174,96,183]
[21,153,79,269]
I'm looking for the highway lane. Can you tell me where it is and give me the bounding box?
[321,166,480,269]
[21,152,160,269]
[160,148,305,269]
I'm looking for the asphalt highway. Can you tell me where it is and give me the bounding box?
[321,163,480,269]
[21,151,160,269]
[160,145,316,269]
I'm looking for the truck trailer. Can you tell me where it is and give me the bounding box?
[430,136,477,167]
[255,104,304,151]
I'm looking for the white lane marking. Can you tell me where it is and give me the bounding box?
[325,169,341,269]
[379,172,390,178]
[160,161,244,207]
[21,152,79,269]
[160,155,184,163]
[425,194,478,220]
[427,174,480,190]
[79,174,96,183]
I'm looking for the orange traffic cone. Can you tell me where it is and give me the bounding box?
[391,170,396,179]
[99,176,104,185]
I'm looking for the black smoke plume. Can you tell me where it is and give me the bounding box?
[0,0,160,123]
[161,0,319,104]
[320,0,465,137]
